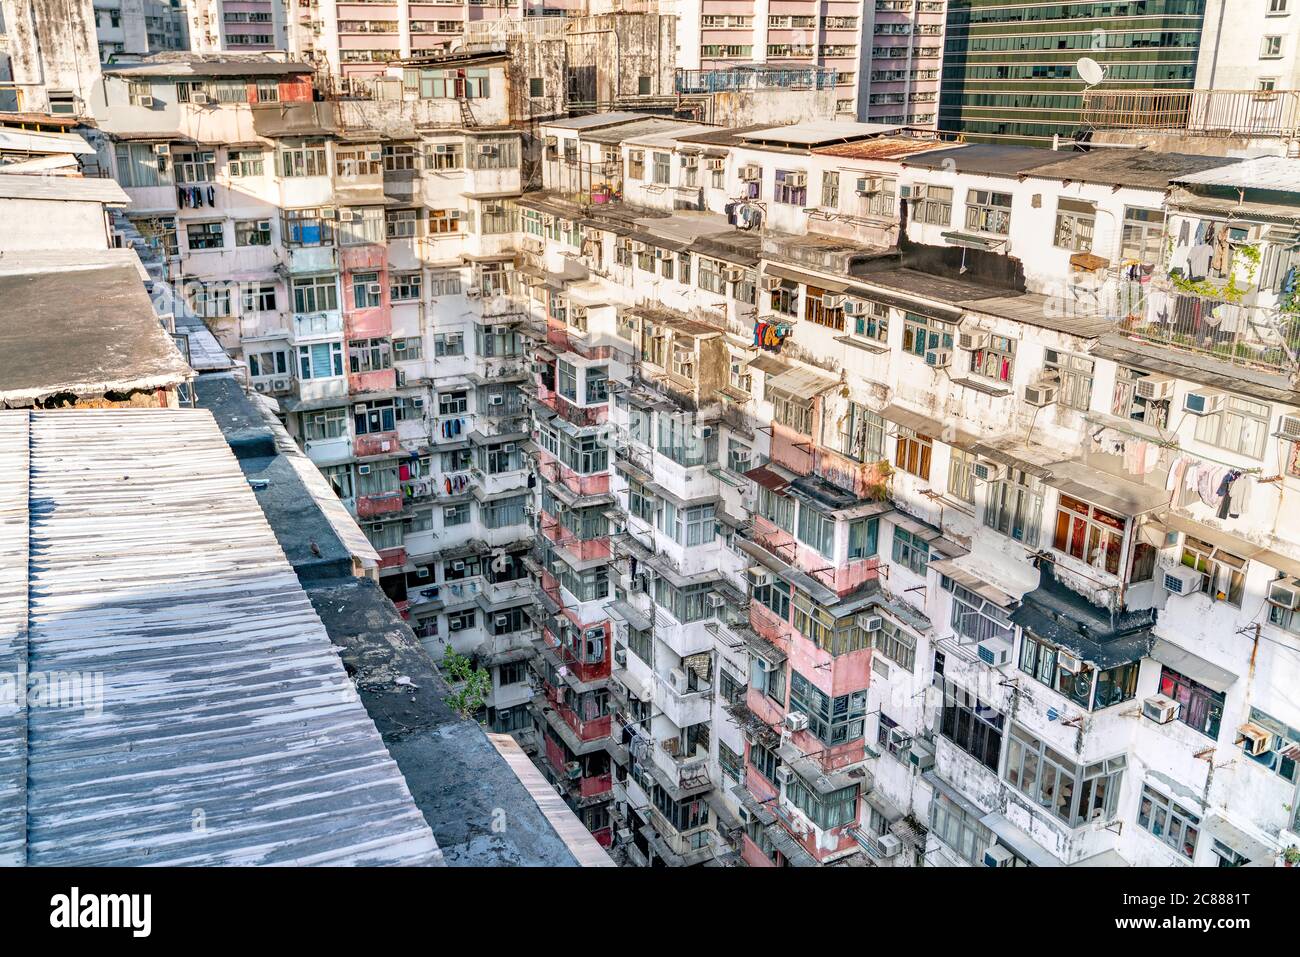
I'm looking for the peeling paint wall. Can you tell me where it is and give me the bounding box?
[1,0,101,115]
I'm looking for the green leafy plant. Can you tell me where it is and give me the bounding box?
[442,647,491,720]
[1284,845,1300,866]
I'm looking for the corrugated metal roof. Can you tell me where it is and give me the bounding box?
[0,173,130,205]
[541,112,647,131]
[813,137,954,161]
[1175,156,1300,191]
[739,121,905,146]
[2,409,441,865]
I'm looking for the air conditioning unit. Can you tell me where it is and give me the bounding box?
[501,443,515,453]
[451,560,465,571]
[739,164,760,181]
[1268,577,1300,609]
[909,184,929,201]
[190,91,211,104]
[1135,374,1175,401]
[668,668,688,694]
[844,298,868,316]
[1023,383,1058,407]
[984,845,1015,868]
[774,766,794,785]
[977,636,1012,667]
[679,154,698,169]
[957,331,988,351]
[366,282,382,296]
[784,711,809,733]
[495,615,510,629]
[971,459,1004,483]
[1162,563,1202,596]
[1056,651,1082,673]
[822,293,845,309]
[478,144,498,156]
[271,377,290,393]
[898,184,915,200]
[153,143,170,156]
[1237,723,1276,757]
[887,726,911,750]
[253,380,269,393]
[416,567,430,579]
[746,568,772,589]
[856,176,882,195]
[1183,390,1225,416]
[723,265,745,283]
[487,393,504,406]
[707,157,725,171]
[908,737,935,771]
[1142,694,1180,725]
[357,463,372,475]
[785,172,807,189]
[616,827,633,843]
[856,614,884,632]
[761,275,783,291]
[877,833,903,857]
[1278,414,1300,442]
[924,348,951,368]
[706,592,726,609]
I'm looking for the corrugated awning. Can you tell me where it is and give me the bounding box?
[744,464,791,493]
[1149,638,1238,693]
[749,354,790,376]
[1160,511,1300,579]
[1200,816,1275,865]
[764,263,849,293]
[606,598,652,633]
[980,812,1061,868]
[765,365,839,401]
[1044,460,1169,518]
[929,558,1016,608]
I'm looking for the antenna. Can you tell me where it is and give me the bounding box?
[1076,56,1105,90]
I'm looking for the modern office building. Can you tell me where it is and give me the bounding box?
[938,0,1207,145]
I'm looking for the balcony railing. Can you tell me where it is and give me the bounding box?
[1081,88,1300,139]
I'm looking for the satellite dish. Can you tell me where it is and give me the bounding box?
[1076,57,1105,88]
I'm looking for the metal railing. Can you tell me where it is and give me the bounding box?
[1081,88,1300,139]
[675,66,838,95]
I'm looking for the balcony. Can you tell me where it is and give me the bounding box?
[539,511,612,565]
[1082,88,1300,140]
[349,368,396,393]
[287,245,337,275]
[356,490,404,519]
[354,431,399,458]
[654,671,713,728]
[534,383,608,428]
[535,450,611,500]
[293,310,344,341]
[376,546,406,569]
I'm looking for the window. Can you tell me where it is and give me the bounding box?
[1005,724,1125,827]
[652,579,712,624]
[789,671,867,746]
[1160,667,1225,739]
[848,517,879,560]
[1180,536,1246,607]
[352,272,382,309]
[427,142,463,170]
[770,389,812,436]
[353,399,396,435]
[697,257,727,295]
[438,390,468,416]
[348,337,391,374]
[945,578,1015,646]
[969,334,1015,384]
[757,486,794,533]
[282,208,332,248]
[877,713,907,758]
[985,469,1043,547]
[1043,349,1094,411]
[902,313,953,356]
[1120,207,1165,262]
[1193,396,1270,459]
[186,282,229,317]
[382,144,419,171]
[242,283,277,313]
[114,143,172,188]
[841,402,885,462]
[227,149,264,177]
[948,447,976,504]
[891,526,929,576]
[235,219,271,247]
[915,184,952,226]
[297,341,343,379]
[447,609,476,632]
[1269,0,1290,13]
[1137,785,1200,860]
[1261,35,1284,58]
[1052,494,1126,576]
[787,777,858,831]
[930,791,993,865]
[185,221,224,250]
[528,77,544,97]
[750,654,787,708]
[805,286,845,331]
[940,682,1005,772]
[303,407,347,441]
[627,150,644,180]
[390,272,421,301]
[482,495,528,530]
[796,503,835,559]
[357,463,399,496]
[323,464,353,500]
[280,140,328,177]
[444,503,470,527]
[292,275,337,314]
[652,151,670,185]
[386,208,419,239]
[774,169,807,206]
[173,149,215,184]
[821,171,839,209]
[964,189,1011,235]
[770,280,798,317]
[872,618,916,671]
[434,332,464,357]
[1053,198,1096,251]
[247,350,287,378]
[894,428,932,480]
[340,207,384,245]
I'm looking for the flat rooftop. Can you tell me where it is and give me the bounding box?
[1027,149,1244,192]
[0,260,192,407]
[103,53,314,78]
[0,408,442,865]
